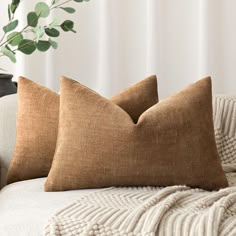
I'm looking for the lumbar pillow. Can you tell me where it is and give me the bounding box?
[7,76,158,184]
[45,76,228,192]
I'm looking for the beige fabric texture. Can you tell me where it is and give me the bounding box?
[45,77,228,192]
[7,76,158,184]
[213,95,236,186]
[44,185,236,236]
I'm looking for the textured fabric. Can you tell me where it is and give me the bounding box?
[1,94,234,189]
[6,77,60,184]
[45,77,228,192]
[44,184,236,236]
[0,176,234,236]
[213,95,236,186]
[0,178,95,236]
[0,94,17,188]
[111,75,158,123]
[0,94,235,236]
[44,186,236,236]
[7,76,158,184]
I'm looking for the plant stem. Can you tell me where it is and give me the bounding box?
[0,38,36,58]
[0,1,40,49]
[0,25,28,48]
[0,2,19,46]
[0,0,73,48]
[0,33,6,46]
[50,0,73,10]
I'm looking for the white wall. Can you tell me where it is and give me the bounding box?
[0,0,236,98]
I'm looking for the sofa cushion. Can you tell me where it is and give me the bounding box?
[7,76,158,184]
[45,77,228,192]
[7,78,59,184]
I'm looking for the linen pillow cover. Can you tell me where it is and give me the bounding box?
[7,75,158,184]
[45,76,228,192]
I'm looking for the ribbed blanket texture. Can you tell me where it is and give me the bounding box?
[44,95,236,236]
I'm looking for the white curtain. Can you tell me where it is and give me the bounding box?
[1,0,236,98]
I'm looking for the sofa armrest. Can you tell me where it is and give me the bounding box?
[0,94,17,188]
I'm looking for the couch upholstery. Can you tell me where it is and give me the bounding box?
[0,95,17,188]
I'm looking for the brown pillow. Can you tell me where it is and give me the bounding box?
[45,76,228,192]
[7,76,158,184]
[111,75,158,123]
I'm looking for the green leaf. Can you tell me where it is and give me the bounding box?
[60,7,76,13]
[60,20,76,33]
[18,39,36,55]
[27,12,38,27]
[3,20,18,33]
[7,32,23,46]
[49,38,58,49]
[12,0,20,4]
[49,16,61,29]
[10,0,20,14]
[8,5,11,20]
[45,28,60,37]
[1,46,16,63]
[35,2,50,18]
[36,40,51,52]
[33,26,45,42]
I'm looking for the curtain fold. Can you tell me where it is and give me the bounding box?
[0,0,236,98]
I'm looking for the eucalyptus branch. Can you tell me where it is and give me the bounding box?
[0,25,28,48]
[0,12,15,45]
[0,0,90,67]
[0,38,36,59]
[0,10,42,48]
[0,0,19,46]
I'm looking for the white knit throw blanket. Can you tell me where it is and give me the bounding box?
[44,95,236,236]
[44,185,236,236]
